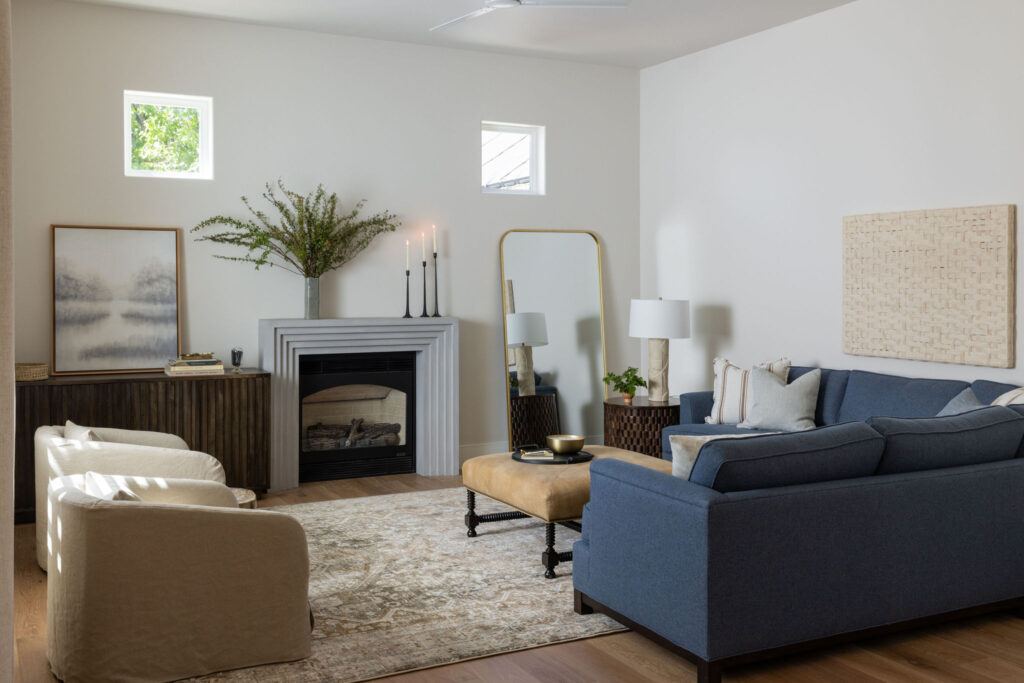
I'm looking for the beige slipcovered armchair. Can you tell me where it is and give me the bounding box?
[35,424,226,570]
[46,474,311,682]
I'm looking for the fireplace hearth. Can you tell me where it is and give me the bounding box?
[299,351,416,481]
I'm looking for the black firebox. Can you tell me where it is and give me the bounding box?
[298,351,416,481]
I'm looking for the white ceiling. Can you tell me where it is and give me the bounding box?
[67,0,854,69]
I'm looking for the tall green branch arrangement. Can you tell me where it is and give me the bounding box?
[192,181,400,278]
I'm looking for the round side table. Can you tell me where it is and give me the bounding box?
[231,487,258,509]
[603,396,680,459]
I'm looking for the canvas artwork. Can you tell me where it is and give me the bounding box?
[52,225,181,374]
[843,205,1015,368]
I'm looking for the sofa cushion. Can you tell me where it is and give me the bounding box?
[661,423,770,460]
[688,422,884,493]
[739,368,820,431]
[836,371,969,423]
[869,406,1024,475]
[936,387,986,416]
[789,366,849,426]
[669,432,778,479]
[971,379,1022,404]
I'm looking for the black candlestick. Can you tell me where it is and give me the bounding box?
[420,260,429,317]
[432,251,441,317]
[403,269,412,318]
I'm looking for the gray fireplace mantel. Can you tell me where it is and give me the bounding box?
[259,317,459,492]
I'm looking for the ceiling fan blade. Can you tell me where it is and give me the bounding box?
[519,0,631,6]
[429,6,499,32]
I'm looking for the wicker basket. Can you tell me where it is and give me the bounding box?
[15,362,49,381]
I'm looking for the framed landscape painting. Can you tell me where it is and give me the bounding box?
[51,225,181,375]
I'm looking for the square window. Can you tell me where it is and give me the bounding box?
[481,121,545,195]
[124,90,213,179]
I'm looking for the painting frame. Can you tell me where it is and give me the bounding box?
[50,225,182,375]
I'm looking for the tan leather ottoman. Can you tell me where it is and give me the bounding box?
[462,445,670,578]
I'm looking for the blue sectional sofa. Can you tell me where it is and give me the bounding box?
[661,366,1020,458]
[575,367,1024,683]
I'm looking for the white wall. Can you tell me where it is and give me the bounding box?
[12,0,640,460]
[640,0,1024,394]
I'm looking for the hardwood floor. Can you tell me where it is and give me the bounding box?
[14,474,1024,682]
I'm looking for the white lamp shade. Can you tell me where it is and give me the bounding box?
[506,312,549,347]
[628,299,691,339]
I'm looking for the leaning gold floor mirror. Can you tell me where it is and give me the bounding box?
[499,230,607,450]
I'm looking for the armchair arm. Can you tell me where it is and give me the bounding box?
[91,426,189,450]
[47,487,310,682]
[574,459,722,660]
[679,390,714,424]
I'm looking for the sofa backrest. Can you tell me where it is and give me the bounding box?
[835,370,969,423]
[868,406,1024,475]
[789,366,849,425]
[689,422,884,493]
[970,379,1021,404]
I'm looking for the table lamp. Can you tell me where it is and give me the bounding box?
[506,312,548,397]
[628,299,690,402]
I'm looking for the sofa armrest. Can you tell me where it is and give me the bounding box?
[574,459,723,660]
[47,487,310,681]
[679,390,714,424]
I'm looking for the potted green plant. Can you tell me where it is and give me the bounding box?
[192,181,400,319]
[602,367,647,405]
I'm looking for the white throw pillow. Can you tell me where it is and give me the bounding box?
[65,419,101,442]
[670,432,778,479]
[705,357,791,425]
[83,471,142,502]
[991,388,1024,406]
[738,368,820,431]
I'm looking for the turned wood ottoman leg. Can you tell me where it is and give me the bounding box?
[464,489,479,537]
[542,523,558,579]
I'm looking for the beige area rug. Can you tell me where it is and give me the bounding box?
[196,488,624,682]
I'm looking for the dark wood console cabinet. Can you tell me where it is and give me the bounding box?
[14,369,270,523]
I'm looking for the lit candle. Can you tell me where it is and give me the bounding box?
[421,232,426,261]
[405,240,410,270]
[432,224,437,254]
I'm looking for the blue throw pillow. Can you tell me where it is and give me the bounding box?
[689,422,884,493]
[936,387,986,416]
[869,406,1024,475]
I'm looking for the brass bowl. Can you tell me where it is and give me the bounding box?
[546,434,585,454]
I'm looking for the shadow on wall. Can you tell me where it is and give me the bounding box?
[577,314,604,436]
[692,304,732,386]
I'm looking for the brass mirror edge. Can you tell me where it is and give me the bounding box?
[498,229,608,451]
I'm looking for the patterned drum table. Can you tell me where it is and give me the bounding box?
[603,396,680,459]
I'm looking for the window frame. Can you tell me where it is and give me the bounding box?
[481,121,546,196]
[124,90,214,180]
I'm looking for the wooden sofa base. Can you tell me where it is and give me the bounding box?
[574,589,1024,683]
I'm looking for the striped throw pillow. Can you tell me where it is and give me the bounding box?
[991,387,1024,406]
[705,357,791,425]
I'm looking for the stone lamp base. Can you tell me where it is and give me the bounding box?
[648,338,669,402]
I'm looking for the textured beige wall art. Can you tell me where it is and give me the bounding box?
[843,205,1016,368]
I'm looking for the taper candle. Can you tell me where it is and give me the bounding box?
[405,240,410,269]
[421,232,426,260]
[432,224,437,253]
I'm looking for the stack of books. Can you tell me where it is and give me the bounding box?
[164,357,224,376]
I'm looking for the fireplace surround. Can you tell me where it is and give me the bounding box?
[259,317,459,492]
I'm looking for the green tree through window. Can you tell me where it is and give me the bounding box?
[130,103,200,173]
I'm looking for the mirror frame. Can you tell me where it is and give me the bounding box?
[499,229,608,450]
